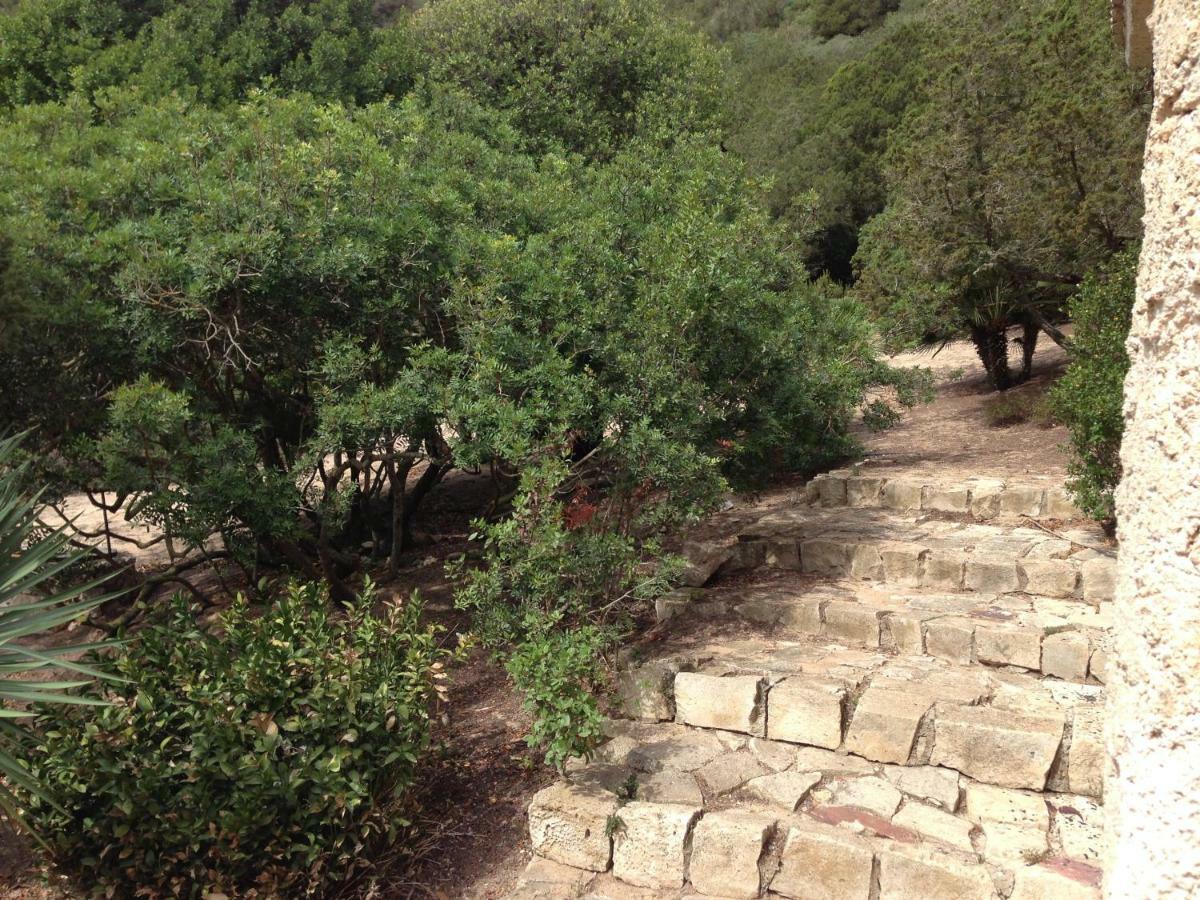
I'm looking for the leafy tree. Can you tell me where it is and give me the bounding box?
[1050,248,1136,523]
[854,0,1147,388]
[808,0,899,39]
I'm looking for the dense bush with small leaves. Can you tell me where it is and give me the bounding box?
[19,583,449,897]
[1051,249,1137,523]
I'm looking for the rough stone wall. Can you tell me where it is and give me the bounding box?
[1108,1,1200,897]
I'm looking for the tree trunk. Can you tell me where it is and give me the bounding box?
[970,324,1013,391]
[1019,319,1039,382]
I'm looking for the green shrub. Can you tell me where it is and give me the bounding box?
[20,583,449,897]
[1051,248,1137,522]
[808,0,899,39]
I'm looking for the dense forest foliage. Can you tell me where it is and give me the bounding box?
[0,0,1147,893]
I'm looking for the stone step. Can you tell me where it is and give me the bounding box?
[679,507,1117,603]
[657,576,1110,685]
[617,638,1103,799]
[803,466,1086,521]
[518,638,1104,896]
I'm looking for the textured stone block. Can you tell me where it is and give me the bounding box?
[817,475,848,506]
[1043,489,1085,520]
[844,687,933,764]
[618,659,688,722]
[975,625,1043,670]
[679,540,734,587]
[880,543,926,586]
[828,775,904,818]
[745,770,822,811]
[675,673,765,735]
[1011,864,1102,900]
[514,857,595,899]
[883,479,924,511]
[1001,486,1046,517]
[779,596,824,634]
[925,617,975,664]
[883,765,961,810]
[1041,631,1091,681]
[846,476,885,507]
[965,556,1021,593]
[772,823,874,900]
[1088,646,1108,684]
[611,802,701,889]
[764,539,801,569]
[877,846,997,899]
[922,551,966,590]
[969,480,1006,518]
[823,600,881,645]
[638,770,704,805]
[924,485,971,514]
[848,543,885,579]
[965,783,1050,864]
[1067,707,1104,798]
[1080,557,1117,602]
[1020,559,1080,598]
[767,679,845,749]
[696,751,770,796]
[931,705,1064,790]
[528,782,619,871]
[882,610,928,654]
[801,539,852,576]
[688,812,776,899]
[893,801,974,851]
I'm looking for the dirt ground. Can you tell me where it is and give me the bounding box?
[1,331,1075,899]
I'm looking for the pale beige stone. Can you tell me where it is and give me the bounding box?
[925,617,975,664]
[779,595,824,633]
[893,801,975,851]
[618,660,684,722]
[638,770,704,806]
[817,475,848,506]
[1010,864,1101,900]
[674,673,764,736]
[679,539,734,587]
[931,705,1064,790]
[767,678,845,749]
[980,821,1048,865]
[625,727,725,773]
[964,556,1020,593]
[846,476,885,507]
[848,543,885,579]
[515,856,595,899]
[801,538,852,576]
[1079,557,1116,602]
[528,782,619,871]
[696,751,770,796]
[1043,489,1085,520]
[1087,646,1107,684]
[922,551,966,590]
[883,479,924,511]
[745,770,821,811]
[771,823,874,900]
[1020,559,1080,598]
[1067,707,1104,799]
[822,600,881,645]
[965,783,1050,830]
[828,775,903,818]
[611,802,701,889]
[924,485,971,514]
[877,845,997,899]
[969,481,1006,518]
[843,686,932,764]
[1001,486,1046,517]
[794,746,876,775]
[975,625,1043,670]
[747,737,798,772]
[1041,630,1091,682]
[688,812,775,899]
[764,539,801,569]
[880,542,926,586]
[882,610,928,654]
[882,764,961,810]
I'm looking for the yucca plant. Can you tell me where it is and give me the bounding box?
[0,432,118,829]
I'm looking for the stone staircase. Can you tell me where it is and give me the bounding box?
[512,471,1113,899]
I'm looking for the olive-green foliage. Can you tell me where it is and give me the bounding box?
[0,0,417,108]
[1050,249,1137,522]
[412,0,722,158]
[21,583,448,897]
[808,0,899,39]
[854,0,1147,371]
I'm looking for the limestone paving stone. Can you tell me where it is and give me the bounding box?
[965,556,1021,593]
[793,746,877,775]
[1052,795,1103,861]
[619,659,691,722]
[626,726,726,774]
[922,551,966,590]
[1020,559,1080,598]
[1043,489,1085,520]
[969,480,1007,518]
[770,822,874,900]
[1088,646,1107,683]
[924,617,976,664]
[881,609,930,654]
[975,624,1043,670]
[1025,538,1075,559]
[639,770,705,806]
[892,801,975,851]
[674,673,765,736]
[800,538,853,576]
[817,475,848,506]
[848,543,885,579]
[882,765,961,810]
[931,705,1065,790]
[1041,630,1091,682]
[843,686,933,764]
[880,543,926,586]
[1001,486,1046,517]
[1080,557,1116,602]
[611,802,701,890]
[514,856,595,899]
[1066,707,1105,798]
[746,737,797,772]
[744,770,821,811]
[763,539,801,569]
[846,476,885,507]
[1010,863,1102,900]
[687,812,775,899]
[924,485,971,514]
[680,539,734,587]
[528,781,620,871]
[965,783,1050,863]
[883,479,924,512]
[826,775,904,818]
[822,600,881,645]
[766,678,845,749]
[696,751,771,796]
[877,845,999,900]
